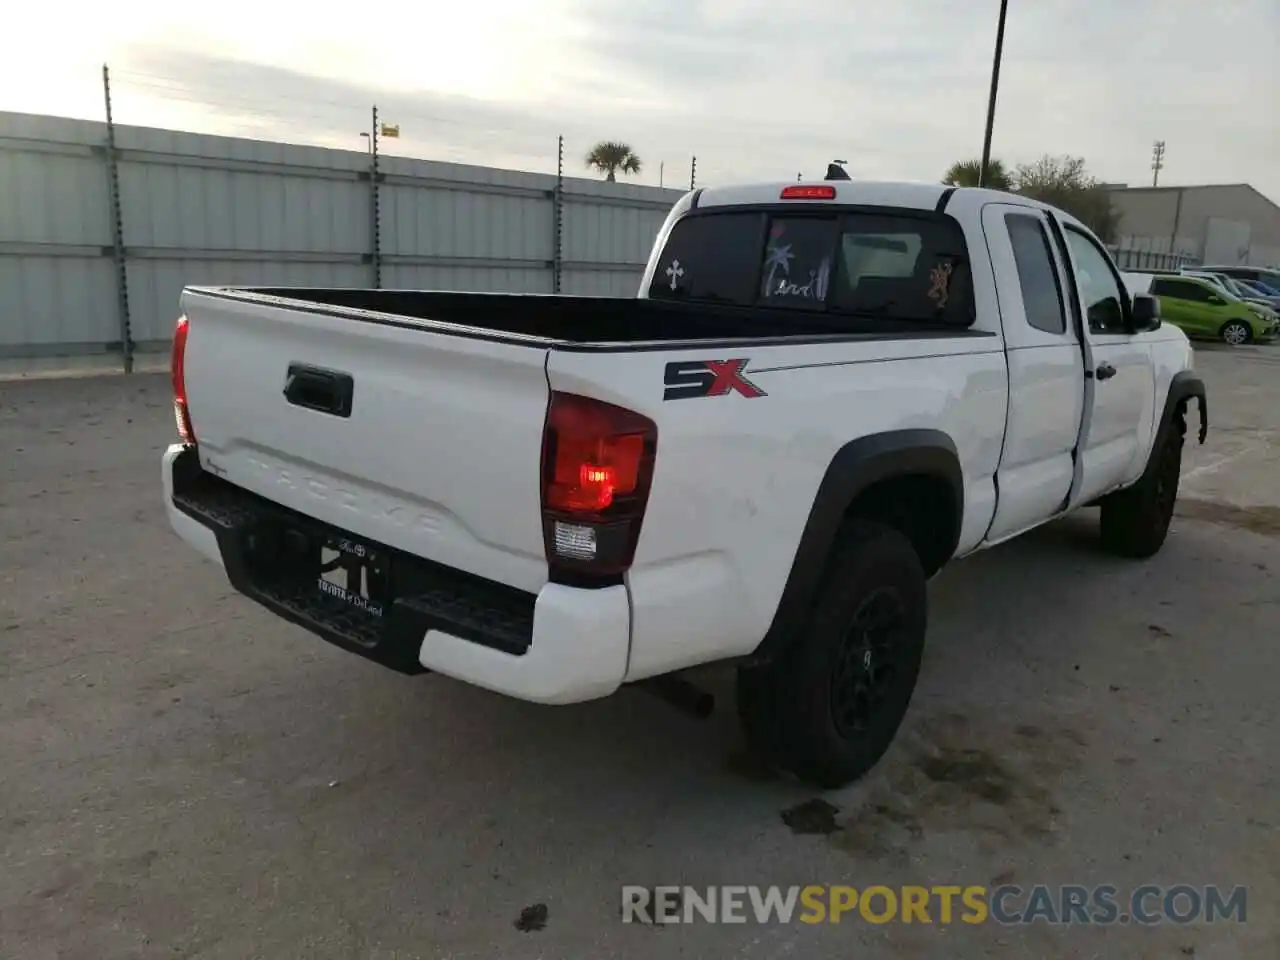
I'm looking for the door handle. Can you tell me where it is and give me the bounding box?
[1094,362,1117,382]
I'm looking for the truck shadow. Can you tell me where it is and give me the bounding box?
[258,508,1236,874]
[14,369,1275,954]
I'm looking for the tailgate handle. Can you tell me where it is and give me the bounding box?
[283,364,354,418]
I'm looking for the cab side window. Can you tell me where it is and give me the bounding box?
[1064,229,1129,334]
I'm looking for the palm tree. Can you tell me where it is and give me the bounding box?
[585,141,642,182]
[942,158,1013,191]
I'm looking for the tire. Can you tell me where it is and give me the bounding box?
[736,520,927,789]
[1220,320,1252,346]
[1099,413,1185,559]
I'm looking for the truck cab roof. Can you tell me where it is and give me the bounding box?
[691,180,1086,228]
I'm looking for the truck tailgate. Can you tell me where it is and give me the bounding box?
[180,290,552,594]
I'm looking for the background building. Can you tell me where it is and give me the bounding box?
[1105,184,1280,268]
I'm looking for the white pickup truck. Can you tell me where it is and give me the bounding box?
[162,179,1207,788]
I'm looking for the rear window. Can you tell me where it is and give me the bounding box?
[649,209,973,325]
[651,212,764,304]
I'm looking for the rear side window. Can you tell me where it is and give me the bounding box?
[1005,213,1067,334]
[1153,279,1211,302]
[648,208,973,325]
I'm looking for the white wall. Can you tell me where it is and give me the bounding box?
[0,111,687,363]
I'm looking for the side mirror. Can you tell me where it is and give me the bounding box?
[1207,295,1224,305]
[1131,293,1161,331]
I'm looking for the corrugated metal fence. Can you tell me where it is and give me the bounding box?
[0,111,686,370]
[1107,242,1200,273]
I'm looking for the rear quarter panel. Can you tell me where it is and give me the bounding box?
[1141,325,1196,464]
[547,337,1008,680]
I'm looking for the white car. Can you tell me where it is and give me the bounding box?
[162,179,1207,788]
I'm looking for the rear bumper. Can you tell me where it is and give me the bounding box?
[162,444,630,704]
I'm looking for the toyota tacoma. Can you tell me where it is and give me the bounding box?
[162,178,1207,788]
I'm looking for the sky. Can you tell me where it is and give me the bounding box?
[2,0,1277,198]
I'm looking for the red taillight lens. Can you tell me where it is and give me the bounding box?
[549,433,644,512]
[780,184,836,200]
[541,392,657,579]
[171,315,196,444]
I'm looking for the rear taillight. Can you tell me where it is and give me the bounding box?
[541,392,657,580]
[171,315,196,445]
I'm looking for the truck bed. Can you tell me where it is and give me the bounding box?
[200,287,971,346]
[172,277,993,679]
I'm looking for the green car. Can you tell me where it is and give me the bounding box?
[1123,272,1279,345]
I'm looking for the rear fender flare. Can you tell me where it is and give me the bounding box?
[1156,370,1208,455]
[749,429,963,664]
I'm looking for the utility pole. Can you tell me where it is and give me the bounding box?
[1151,140,1166,187]
[370,105,381,288]
[978,0,1010,188]
[554,135,564,294]
[690,156,697,190]
[102,64,133,373]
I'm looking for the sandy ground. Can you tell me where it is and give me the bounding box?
[1,343,1276,959]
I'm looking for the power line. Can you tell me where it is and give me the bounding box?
[112,76,555,149]
[96,64,777,188]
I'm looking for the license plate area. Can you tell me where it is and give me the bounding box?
[317,535,391,618]
[169,453,538,666]
[239,517,395,643]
